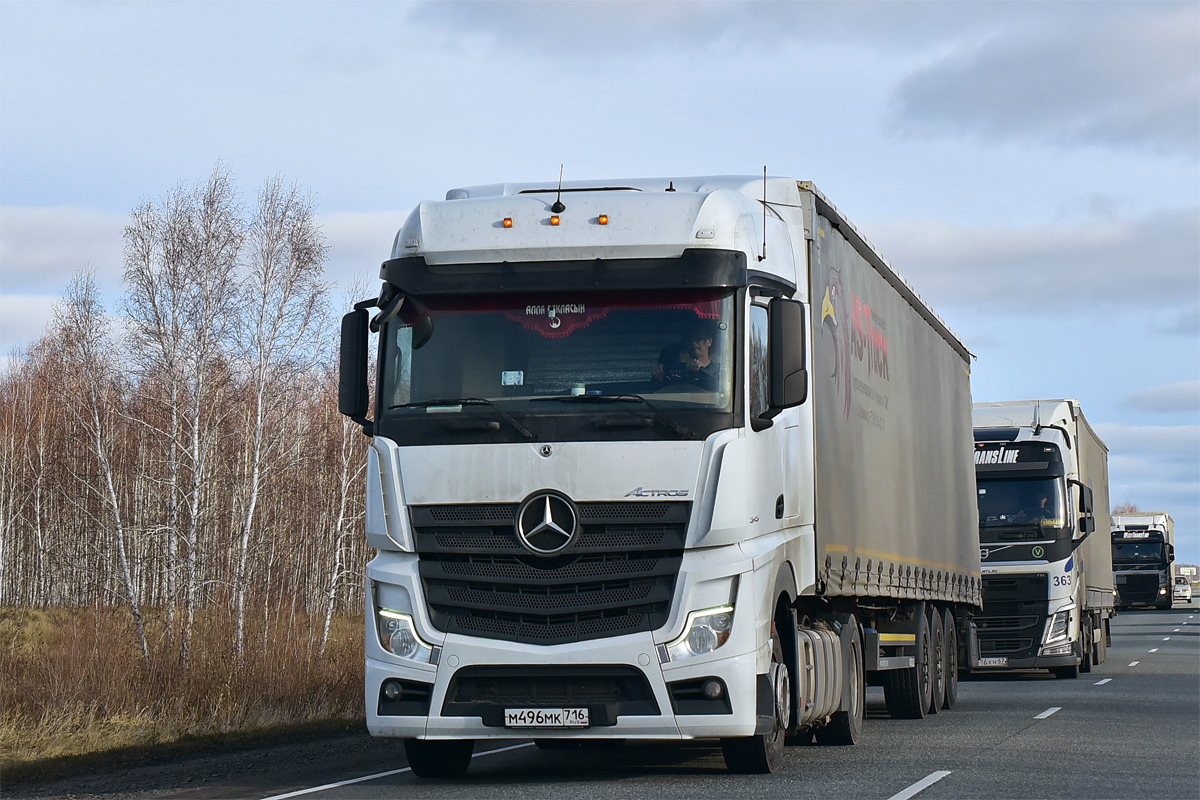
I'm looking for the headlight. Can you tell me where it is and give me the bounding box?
[666,605,734,661]
[377,609,434,663]
[1042,609,1071,645]
[1159,587,1168,595]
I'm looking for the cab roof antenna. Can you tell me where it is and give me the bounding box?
[551,165,566,213]
[759,166,767,262]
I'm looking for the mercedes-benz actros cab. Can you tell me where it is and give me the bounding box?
[339,175,982,777]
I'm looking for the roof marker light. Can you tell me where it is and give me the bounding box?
[550,216,560,226]
[503,218,513,228]
[598,214,608,225]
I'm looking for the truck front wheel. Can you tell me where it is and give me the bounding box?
[721,633,787,773]
[404,738,474,778]
[816,616,863,745]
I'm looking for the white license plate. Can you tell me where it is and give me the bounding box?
[504,708,589,728]
[977,657,1009,667]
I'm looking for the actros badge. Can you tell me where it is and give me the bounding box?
[515,491,580,555]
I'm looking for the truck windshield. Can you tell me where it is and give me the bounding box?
[380,288,736,427]
[1112,542,1165,562]
[976,478,1065,528]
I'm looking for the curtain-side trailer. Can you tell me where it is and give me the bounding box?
[339,175,982,777]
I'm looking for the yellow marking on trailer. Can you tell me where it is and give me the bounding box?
[824,544,850,553]
[878,633,916,644]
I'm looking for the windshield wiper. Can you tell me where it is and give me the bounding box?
[394,398,534,440]
[532,394,691,438]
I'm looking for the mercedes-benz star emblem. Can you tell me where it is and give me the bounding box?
[515,492,579,555]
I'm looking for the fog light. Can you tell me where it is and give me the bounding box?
[383,680,403,700]
[702,680,723,699]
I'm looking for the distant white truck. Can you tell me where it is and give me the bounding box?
[971,400,1114,678]
[1112,512,1176,609]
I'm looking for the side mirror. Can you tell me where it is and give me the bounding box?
[769,299,807,408]
[1168,543,1176,563]
[339,309,370,426]
[1069,480,1094,540]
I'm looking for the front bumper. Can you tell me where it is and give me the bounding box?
[367,631,761,740]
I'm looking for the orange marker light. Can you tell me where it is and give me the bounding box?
[598,214,609,225]
[550,216,560,226]
[503,218,513,228]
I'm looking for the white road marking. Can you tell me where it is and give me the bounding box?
[1163,637,1172,641]
[1174,628,1181,632]
[887,770,953,800]
[1129,661,1140,667]
[1149,648,1159,653]
[1034,707,1062,720]
[260,742,535,799]
[1094,678,1112,685]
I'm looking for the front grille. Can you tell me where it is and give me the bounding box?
[442,665,660,726]
[412,502,688,645]
[978,574,1049,658]
[1118,573,1162,605]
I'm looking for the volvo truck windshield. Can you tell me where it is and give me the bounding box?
[977,478,1066,529]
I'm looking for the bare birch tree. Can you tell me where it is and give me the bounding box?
[232,177,328,659]
[56,272,152,663]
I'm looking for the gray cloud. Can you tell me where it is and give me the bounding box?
[1157,306,1200,336]
[0,206,126,294]
[868,206,1200,313]
[1095,423,1200,467]
[409,0,1015,56]
[1121,382,1200,414]
[889,5,1200,155]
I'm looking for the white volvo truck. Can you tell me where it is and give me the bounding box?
[339,175,982,777]
[972,400,1114,678]
[1111,512,1176,609]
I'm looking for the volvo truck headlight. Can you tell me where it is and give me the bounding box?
[666,605,734,661]
[1159,587,1168,596]
[1042,608,1072,645]
[377,609,434,663]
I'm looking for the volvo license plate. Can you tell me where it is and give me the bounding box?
[977,657,1008,667]
[504,708,589,728]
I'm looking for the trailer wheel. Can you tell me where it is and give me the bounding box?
[816,616,863,745]
[1079,616,1093,674]
[883,611,931,719]
[927,608,945,715]
[1094,619,1107,665]
[403,738,474,778]
[721,633,787,773]
[941,607,958,710]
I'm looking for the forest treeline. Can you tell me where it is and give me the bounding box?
[0,167,373,666]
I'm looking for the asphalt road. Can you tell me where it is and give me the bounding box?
[11,604,1199,800]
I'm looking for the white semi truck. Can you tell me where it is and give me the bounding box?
[1111,512,1176,610]
[971,400,1114,678]
[339,175,982,777]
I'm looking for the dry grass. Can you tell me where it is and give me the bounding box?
[0,606,364,774]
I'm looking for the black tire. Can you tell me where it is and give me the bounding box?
[941,607,959,710]
[816,616,864,746]
[1080,617,1093,674]
[404,738,474,778]
[1052,638,1080,680]
[883,610,931,719]
[927,608,945,715]
[721,632,788,773]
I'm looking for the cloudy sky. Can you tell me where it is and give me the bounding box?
[2,1,1197,561]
